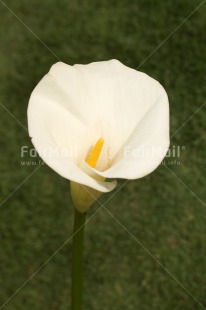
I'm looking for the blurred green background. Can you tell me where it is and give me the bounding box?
[0,0,206,309]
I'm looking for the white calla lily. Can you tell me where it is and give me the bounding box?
[28,59,169,212]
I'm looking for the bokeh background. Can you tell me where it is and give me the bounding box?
[0,0,206,309]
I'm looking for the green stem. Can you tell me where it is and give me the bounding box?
[71,208,87,310]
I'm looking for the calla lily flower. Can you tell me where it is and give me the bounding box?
[28,59,169,212]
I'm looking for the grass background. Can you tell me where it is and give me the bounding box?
[0,0,206,309]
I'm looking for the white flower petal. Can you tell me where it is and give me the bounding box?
[27,72,117,192]
[95,87,169,179]
[28,59,169,190]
